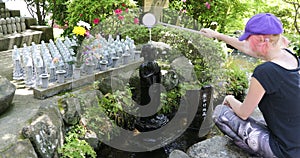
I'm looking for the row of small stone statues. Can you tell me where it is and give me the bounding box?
[0,16,26,37]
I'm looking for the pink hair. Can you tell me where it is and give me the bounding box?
[248,34,290,56]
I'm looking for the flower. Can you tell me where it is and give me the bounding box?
[85,30,90,37]
[114,9,122,15]
[182,0,186,2]
[134,17,139,24]
[205,2,211,9]
[118,15,124,20]
[52,57,59,64]
[77,20,91,30]
[93,18,100,24]
[70,20,95,67]
[100,7,139,35]
[72,26,86,36]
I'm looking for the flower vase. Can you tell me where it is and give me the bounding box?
[85,64,95,75]
[100,60,108,71]
[40,74,49,88]
[56,70,66,83]
[112,57,119,68]
[73,67,81,79]
[122,53,131,65]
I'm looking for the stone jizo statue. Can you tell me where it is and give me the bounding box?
[0,8,5,19]
[11,17,17,34]
[5,8,10,18]
[20,17,26,32]
[1,18,7,35]
[15,17,21,33]
[6,17,12,34]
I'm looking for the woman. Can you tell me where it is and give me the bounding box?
[200,13,300,158]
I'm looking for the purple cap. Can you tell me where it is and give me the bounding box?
[238,13,283,41]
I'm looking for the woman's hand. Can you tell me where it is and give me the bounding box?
[199,28,220,39]
[222,95,235,108]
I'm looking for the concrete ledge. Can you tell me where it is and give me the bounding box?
[33,59,144,99]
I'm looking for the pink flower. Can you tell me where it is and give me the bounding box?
[93,18,100,24]
[125,8,129,13]
[114,9,122,15]
[181,9,187,13]
[205,2,211,9]
[118,15,124,20]
[134,17,139,24]
[85,30,90,37]
[182,0,186,2]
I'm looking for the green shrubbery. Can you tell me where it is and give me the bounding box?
[286,34,300,56]
[50,0,137,36]
[58,125,96,158]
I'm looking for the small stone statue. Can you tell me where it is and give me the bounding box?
[1,18,7,35]
[0,8,5,19]
[5,8,10,18]
[20,17,26,32]
[15,17,21,33]
[136,43,161,106]
[11,17,17,34]
[6,18,12,34]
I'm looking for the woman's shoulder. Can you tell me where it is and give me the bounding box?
[254,62,274,72]
[252,62,278,80]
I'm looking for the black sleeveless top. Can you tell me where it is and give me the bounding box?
[252,49,300,158]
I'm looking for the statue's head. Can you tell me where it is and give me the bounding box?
[141,43,157,62]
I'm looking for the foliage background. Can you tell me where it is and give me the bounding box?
[42,0,300,55]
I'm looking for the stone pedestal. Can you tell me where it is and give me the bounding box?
[24,17,37,29]
[73,67,81,79]
[30,25,53,43]
[56,70,66,83]
[40,74,49,88]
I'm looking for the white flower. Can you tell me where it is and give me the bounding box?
[77,20,91,30]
